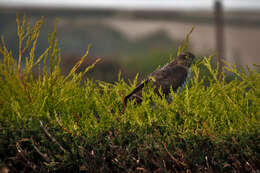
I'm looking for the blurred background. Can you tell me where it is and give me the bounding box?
[0,0,260,82]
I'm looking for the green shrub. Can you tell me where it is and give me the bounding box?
[0,14,259,172]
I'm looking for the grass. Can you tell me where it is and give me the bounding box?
[0,15,259,172]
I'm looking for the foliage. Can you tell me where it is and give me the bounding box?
[0,15,259,172]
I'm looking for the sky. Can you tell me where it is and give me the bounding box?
[1,0,260,11]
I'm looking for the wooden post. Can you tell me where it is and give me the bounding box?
[214,0,225,79]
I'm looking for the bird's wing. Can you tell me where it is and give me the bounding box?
[124,79,150,104]
[151,65,188,93]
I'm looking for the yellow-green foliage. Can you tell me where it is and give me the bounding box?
[0,15,259,172]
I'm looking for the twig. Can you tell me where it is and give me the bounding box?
[162,141,183,168]
[16,138,38,171]
[39,120,68,153]
[136,167,148,172]
[31,139,50,162]
[56,118,77,137]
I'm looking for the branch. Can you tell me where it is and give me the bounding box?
[39,120,68,153]
[31,139,51,162]
[16,138,38,171]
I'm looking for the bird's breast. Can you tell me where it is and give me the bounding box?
[179,68,191,91]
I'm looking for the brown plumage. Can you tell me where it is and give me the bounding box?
[124,52,195,104]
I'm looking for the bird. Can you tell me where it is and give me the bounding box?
[124,52,195,105]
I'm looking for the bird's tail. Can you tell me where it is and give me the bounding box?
[124,79,150,105]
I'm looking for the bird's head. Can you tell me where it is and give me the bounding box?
[176,52,195,67]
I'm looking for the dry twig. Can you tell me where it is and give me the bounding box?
[31,139,50,162]
[16,138,38,171]
[39,120,68,153]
